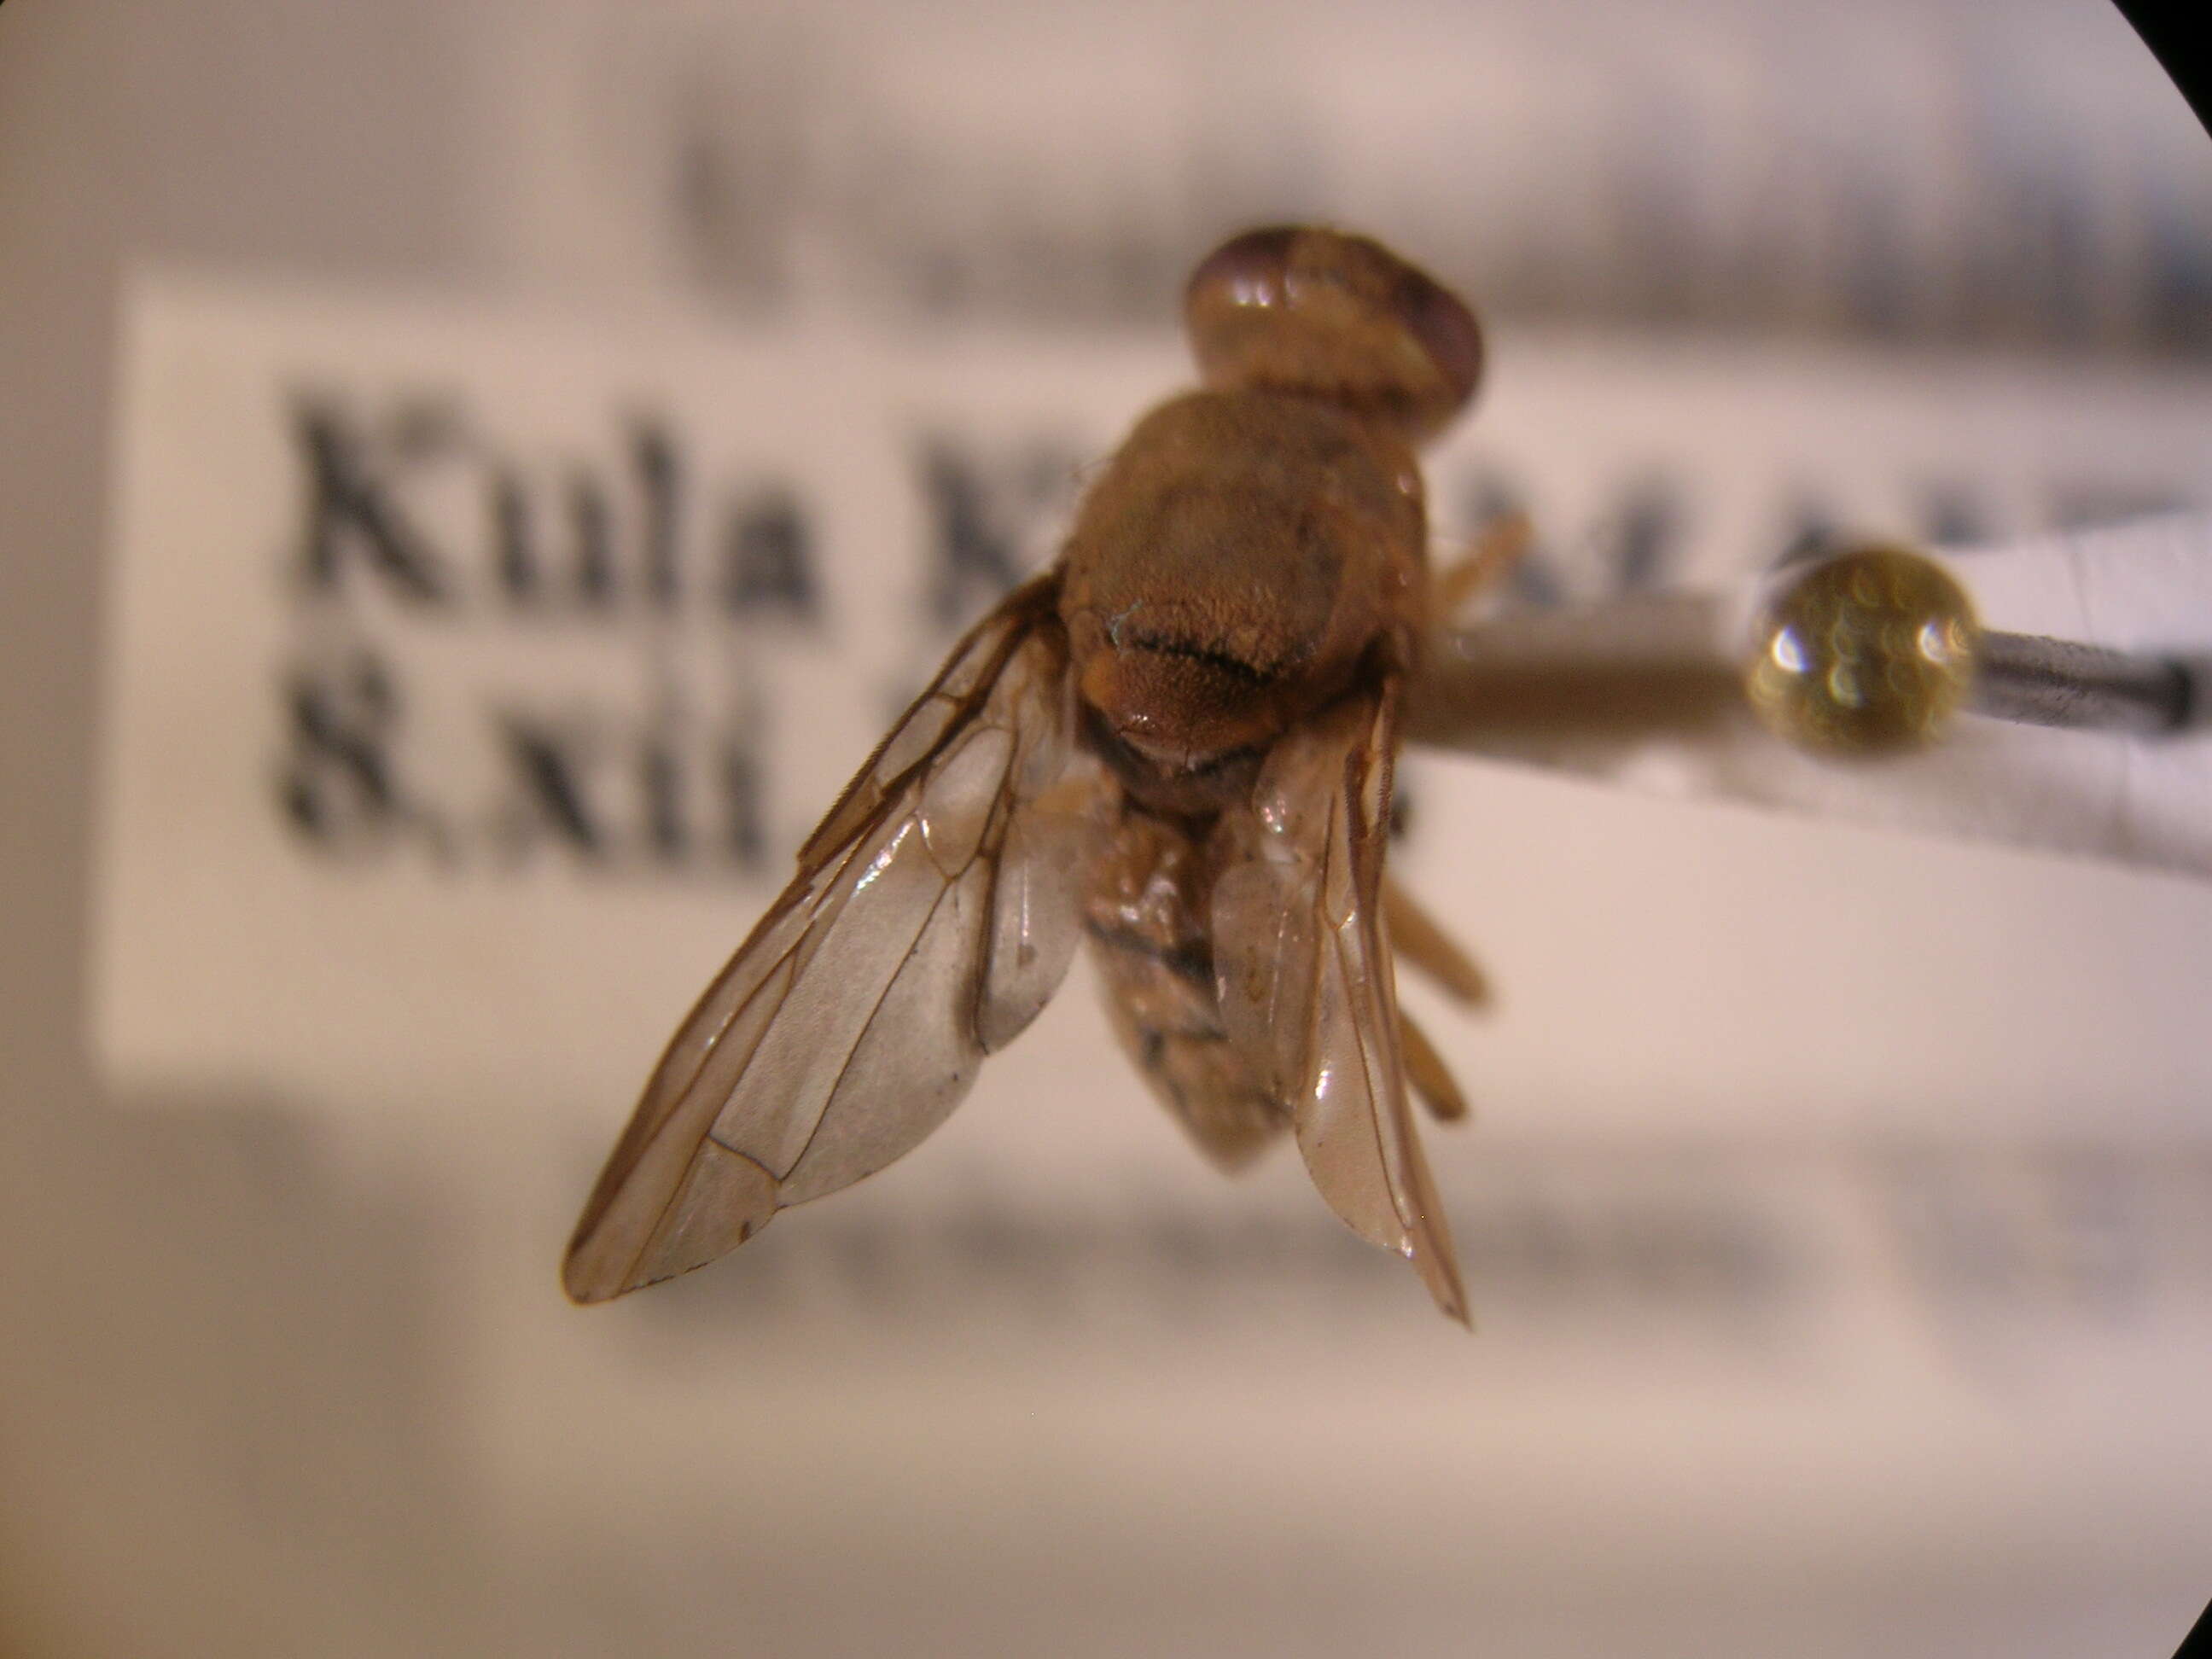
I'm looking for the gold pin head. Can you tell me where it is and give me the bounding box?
[1745,545,1980,757]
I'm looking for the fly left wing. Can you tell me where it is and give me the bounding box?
[564,574,1099,1304]
[1210,679,1470,1324]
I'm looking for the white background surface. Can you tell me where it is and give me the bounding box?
[8,3,2212,1656]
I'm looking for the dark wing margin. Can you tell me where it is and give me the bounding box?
[1211,678,1470,1324]
[564,574,1097,1303]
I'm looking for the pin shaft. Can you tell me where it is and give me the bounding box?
[1969,632,2195,734]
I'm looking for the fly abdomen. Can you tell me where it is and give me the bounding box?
[1082,801,1287,1170]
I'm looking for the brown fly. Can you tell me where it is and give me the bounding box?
[564,226,1492,1323]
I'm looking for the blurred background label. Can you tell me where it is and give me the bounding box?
[94,271,2212,1137]
[16,2,2212,1653]
[491,0,2212,356]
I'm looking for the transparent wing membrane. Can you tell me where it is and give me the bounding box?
[1211,684,1469,1324]
[564,578,1096,1303]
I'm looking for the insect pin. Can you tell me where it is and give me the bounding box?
[566,226,1491,1323]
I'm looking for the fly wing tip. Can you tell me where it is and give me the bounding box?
[561,1237,632,1305]
[561,1148,783,1306]
[1411,1239,1473,1330]
[1428,1277,1474,1330]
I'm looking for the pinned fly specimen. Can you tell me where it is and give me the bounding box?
[565,226,1492,1323]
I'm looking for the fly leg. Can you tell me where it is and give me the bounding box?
[1383,876,1487,1126]
[1382,876,1488,1007]
[1430,510,1533,626]
[1399,1006,1470,1123]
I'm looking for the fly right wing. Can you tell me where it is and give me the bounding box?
[563,574,1102,1304]
[1210,681,1470,1324]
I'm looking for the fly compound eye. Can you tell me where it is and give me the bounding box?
[1185,225,1304,313]
[1182,225,1483,441]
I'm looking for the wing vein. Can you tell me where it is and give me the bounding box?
[780,875,962,1182]
[565,576,1086,1304]
[633,592,1045,1153]
[1346,733,1412,1240]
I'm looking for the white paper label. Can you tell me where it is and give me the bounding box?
[93,271,2212,1145]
